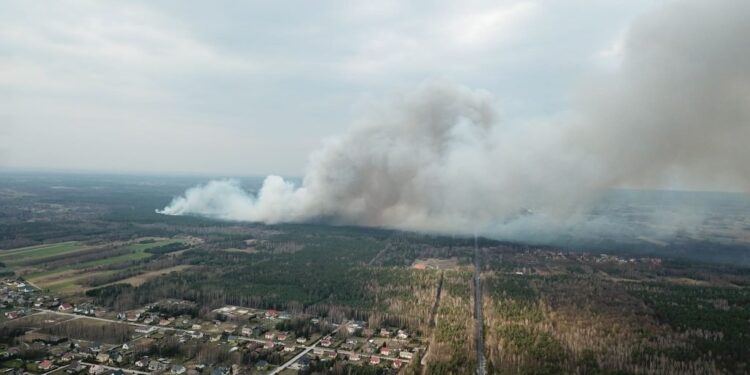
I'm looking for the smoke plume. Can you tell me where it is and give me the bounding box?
[159,0,750,237]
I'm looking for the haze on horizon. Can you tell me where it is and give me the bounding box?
[3,0,750,237]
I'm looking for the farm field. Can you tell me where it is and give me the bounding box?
[0,241,85,266]
[2,238,189,296]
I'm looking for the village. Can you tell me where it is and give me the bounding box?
[1,279,422,375]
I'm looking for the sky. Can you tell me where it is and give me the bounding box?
[0,0,662,177]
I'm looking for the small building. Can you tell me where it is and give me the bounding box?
[149,360,169,372]
[135,357,149,368]
[39,360,54,371]
[320,336,333,347]
[58,303,74,312]
[397,330,409,340]
[370,356,381,365]
[61,352,75,363]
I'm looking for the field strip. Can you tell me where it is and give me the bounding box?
[103,265,194,287]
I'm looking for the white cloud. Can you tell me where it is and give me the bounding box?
[0,0,662,176]
[445,1,540,48]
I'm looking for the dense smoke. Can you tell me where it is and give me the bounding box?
[159,0,750,237]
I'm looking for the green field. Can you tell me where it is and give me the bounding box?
[0,241,84,265]
[13,238,187,296]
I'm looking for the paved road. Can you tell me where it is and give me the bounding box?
[80,362,151,375]
[474,236,486,375]
[268,321,346,375]
[41,364,69,375]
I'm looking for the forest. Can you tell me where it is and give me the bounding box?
[2,172,750,374]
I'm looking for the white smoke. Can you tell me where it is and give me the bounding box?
[159,0,750,237]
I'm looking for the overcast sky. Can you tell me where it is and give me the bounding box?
[0,0,660,177]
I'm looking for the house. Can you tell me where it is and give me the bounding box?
[380,347,391,356]
[296,337,307,344]
[39,360,54,371]
[241,327,252,336]
[265,309,279,319]
[276,332,288,341]
[110,352,124,364]
[397,330,409,340]
[393,359,403,368]
[379,328,390,337]
[283,345,295,352]
[58,303,74,312]
[264,332,275,340]
[66,361,86,374]
[313,348,325,356]
[135,357,149,368]
[263,341,274,350]
[95,353,110,363]
[341,339,357,351]
[320,336,333,347]
[61,352,75,363]
[159,319,171,326]
[171,364,186,374]
[348,353,361,361]
[149,360,168,372]
[88,365,105,375]
[370,356,381,365]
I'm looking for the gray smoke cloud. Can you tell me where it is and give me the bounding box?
[159,0,750,237]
